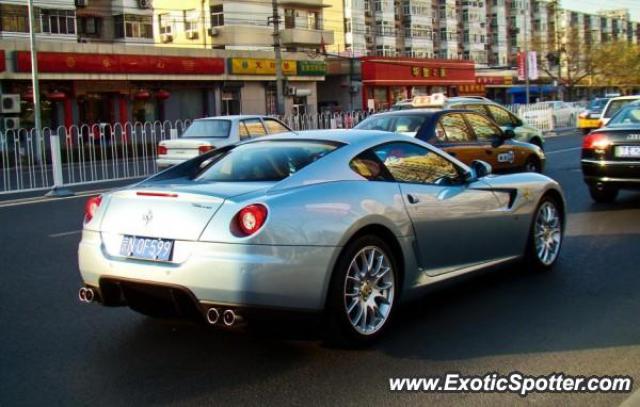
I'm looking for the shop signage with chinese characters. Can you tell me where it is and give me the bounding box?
[228,58,298,76]
[411,66,447,79]
[297,60,327,76]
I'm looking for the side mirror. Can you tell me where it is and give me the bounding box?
[466,160,492,182]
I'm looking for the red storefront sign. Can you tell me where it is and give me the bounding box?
[16,52,225,75]
[0,50,5,73]
[361,57,475,86]
[517,52,526,81]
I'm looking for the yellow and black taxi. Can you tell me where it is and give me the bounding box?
[354,96,545,173]
[582,102,640,202]
[577,97,610,135]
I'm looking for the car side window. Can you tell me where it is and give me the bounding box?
[356,116,393,131]
[487,105,516,127]
[349,150,393,181]
[458,104,489,115]
[238,122,250,140]
[391,116,425,135]
[439,114,473,143]
[371,142,463,185]
[263,118,289,134]
[243,119,267,137]
[465,113,502,141]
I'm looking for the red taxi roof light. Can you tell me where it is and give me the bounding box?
[235,204,268,236]
[84,195,102,223]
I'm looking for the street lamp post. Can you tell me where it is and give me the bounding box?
[27,0,42,135]
[271,0,285,115]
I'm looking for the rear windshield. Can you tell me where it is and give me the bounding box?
[194,140,340,182]
[607,106,640,127]
[604,99,639,118]
[182,120,231,138]
[588,98,608,110]
[354,114,428,136]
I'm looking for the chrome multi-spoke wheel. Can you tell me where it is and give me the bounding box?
[533,201,562,266]
[343,246,395,336]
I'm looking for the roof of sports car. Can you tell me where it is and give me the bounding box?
[257,129,400,145]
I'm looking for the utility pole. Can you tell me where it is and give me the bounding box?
[271,0,285,115]
[27,0,42,134]
[523,0,530,104]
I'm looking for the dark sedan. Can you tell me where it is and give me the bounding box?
[582,103,640,202]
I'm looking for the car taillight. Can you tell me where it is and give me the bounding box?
[198,145,214,154]
[157,145,167,155]
[235,204,268,236]
[84,195,102,223]
[582,133,611,150]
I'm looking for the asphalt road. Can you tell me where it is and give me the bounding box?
[1,134,639,406]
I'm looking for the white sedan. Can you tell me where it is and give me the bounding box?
[156,115,293,169]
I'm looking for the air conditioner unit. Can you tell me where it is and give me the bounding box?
[3,117,20,131]
[75,0,88,7]
[207,27,218,36]
[138,0,152,9]
[0,94,21,114]
[186,30,199,40]
[160,33,173,43]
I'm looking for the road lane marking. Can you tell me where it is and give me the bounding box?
[0,188,112,209]
[49,230,82,238]
[546,147,581,155]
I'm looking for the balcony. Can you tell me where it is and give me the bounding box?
[280,28,334,47]
[210,25,273,47]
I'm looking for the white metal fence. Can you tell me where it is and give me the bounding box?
[0,120,191,194]
[505,102,584,131]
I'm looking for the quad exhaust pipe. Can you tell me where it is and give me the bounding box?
[78,287,95,303]
[205,307,243,327]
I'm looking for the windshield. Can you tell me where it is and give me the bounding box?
[354,114,428,136]
[182,120,231,138]
[588,98,608,111]
[194,140,340,182]
[607,106,640,127]
[604,99,639,118]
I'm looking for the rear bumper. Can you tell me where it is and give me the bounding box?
[156,158,187,168]
[582,159,640,188]
[78,230,338,312]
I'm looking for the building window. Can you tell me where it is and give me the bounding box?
[114,14,153,39]
[78,16,101,37]
[0,4,29,32]
[40,9,76,35]
[183,9,199,38]
[210,5,223,27]
[158,13,173,34]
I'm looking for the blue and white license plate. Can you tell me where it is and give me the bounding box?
[119,235,174,261]
[615,146,640,158]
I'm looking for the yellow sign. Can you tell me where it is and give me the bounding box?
[229,58,298,76]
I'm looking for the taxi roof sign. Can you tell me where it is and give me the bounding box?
[411,93,448,108]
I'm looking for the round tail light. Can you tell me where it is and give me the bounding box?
[157,145,168,155]
[235,204,268,236]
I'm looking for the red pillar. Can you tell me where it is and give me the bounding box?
[118,95,128,126]
[63,98,73,129]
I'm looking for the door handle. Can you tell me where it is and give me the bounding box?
[407,194,420,204]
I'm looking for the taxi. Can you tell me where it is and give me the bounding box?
[355,94,546,173]
[578,98,609,134]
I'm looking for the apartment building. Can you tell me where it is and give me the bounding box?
[0,0,77,42]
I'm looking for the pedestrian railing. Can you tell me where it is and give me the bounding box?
[0,120,190,194]
[279,111,375,131]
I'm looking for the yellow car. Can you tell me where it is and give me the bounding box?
[578,98,609,134]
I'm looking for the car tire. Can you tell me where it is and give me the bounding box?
[324,235,398,347]
[524,195,564,272]
[524,156,542,173]
[589,185,618,203]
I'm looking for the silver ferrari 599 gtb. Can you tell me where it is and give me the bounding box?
[78,130,565,345]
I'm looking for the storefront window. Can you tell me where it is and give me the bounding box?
[390,87,408,103]
[373,87,388,110]
[222,88,241,115]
